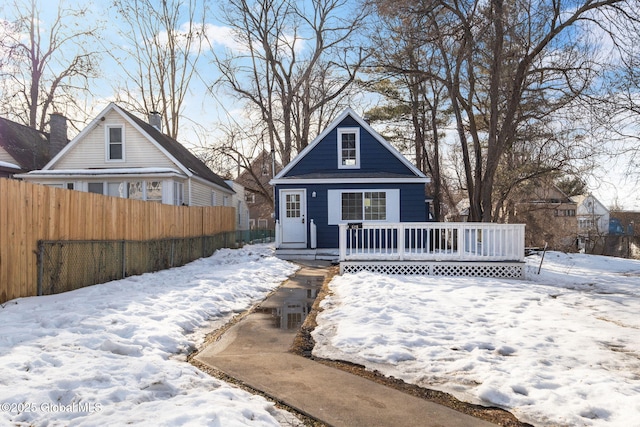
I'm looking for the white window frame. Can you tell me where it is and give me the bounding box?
[87,182,105,195]
[337,127,360,169]
[105,124,125,162]
[146,180,163,203]
[327,189,399,225]
[174,182,184,205]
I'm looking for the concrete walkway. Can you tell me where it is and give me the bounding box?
[194,262,497,427]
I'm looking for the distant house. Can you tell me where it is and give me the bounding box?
[610,210,639,236]
[512,180,578,250]
[18,103,233,206]
[225,180,250,231]
[0,114,68,178]
[270,107,430,256]
[236,150,280,230]
[572,193,609,252]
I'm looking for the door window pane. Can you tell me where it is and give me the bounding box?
[286,194,301,218]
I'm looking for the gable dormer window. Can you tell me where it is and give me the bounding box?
[106,125,124,161]
[338,127,360,169]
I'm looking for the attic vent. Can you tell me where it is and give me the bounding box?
[149,112,162,131]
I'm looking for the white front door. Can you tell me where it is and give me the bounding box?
[280,189,307,248]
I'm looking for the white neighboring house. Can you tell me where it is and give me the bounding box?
[225,180,250,231]
[573,193,610,251]
[18,103,234,206]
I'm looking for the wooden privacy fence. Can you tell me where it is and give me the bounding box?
[0,178,236,304]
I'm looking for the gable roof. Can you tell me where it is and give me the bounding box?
[272,107,429,183]
[0,117,52,171]
[572,193,609,213]
[44,103,232,192]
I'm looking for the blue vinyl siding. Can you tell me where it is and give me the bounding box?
[275,182,427,248]
[286,117,413,177]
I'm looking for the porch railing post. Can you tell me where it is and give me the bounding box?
[397,223,405,260]
[458,224,465,260]
[339,224,347,261]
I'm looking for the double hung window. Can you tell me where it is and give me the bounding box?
[106,125,124,161]
[337,128,360,169]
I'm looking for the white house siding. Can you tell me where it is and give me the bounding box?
[54,110,178,170]
[576,195,610,235]
[225,180,250,230]
[0,146,17,164]
[190,180,220,207]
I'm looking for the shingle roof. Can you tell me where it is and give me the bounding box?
[120,109,232,192]
[0,117,51,171]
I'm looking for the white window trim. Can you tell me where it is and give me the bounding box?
[327,189,399,225]
[337,127,360,169]
[105,124,125,162]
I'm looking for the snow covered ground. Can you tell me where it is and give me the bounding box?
[312,252,640,427]
[0,246,300,426]
[3,244,639,427]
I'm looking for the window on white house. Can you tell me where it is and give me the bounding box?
[211,191,217,206]
[174,182,184,205]
[106,126,124,161]
[337,128,360,169]
[88,182,104,194]
[129,181,144,200]
[107,182,127,198]
[66,182,74,190]
[146,181,162,203]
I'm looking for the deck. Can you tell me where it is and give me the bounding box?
[275,222,526,278]
[338,222,525,278]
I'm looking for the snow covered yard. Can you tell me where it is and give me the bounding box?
[0,245,299,426]
[312,252,640,427]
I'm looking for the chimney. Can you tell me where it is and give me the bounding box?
[149,111,162,131]
[49,113,68,157]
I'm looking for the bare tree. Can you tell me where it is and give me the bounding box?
[110,0,207,140]
[212,0,370,166]
[371,0,639,222]
[364,8,452,221]
[0,0,102,132]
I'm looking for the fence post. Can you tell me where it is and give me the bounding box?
[37,241,44,296]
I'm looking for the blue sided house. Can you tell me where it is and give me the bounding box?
[271,107,430,259]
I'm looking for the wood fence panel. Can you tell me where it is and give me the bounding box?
[0,178,237,303]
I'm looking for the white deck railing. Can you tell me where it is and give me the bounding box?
[339,222,525,262]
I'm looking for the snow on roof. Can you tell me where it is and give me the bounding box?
[0,160,21,170]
